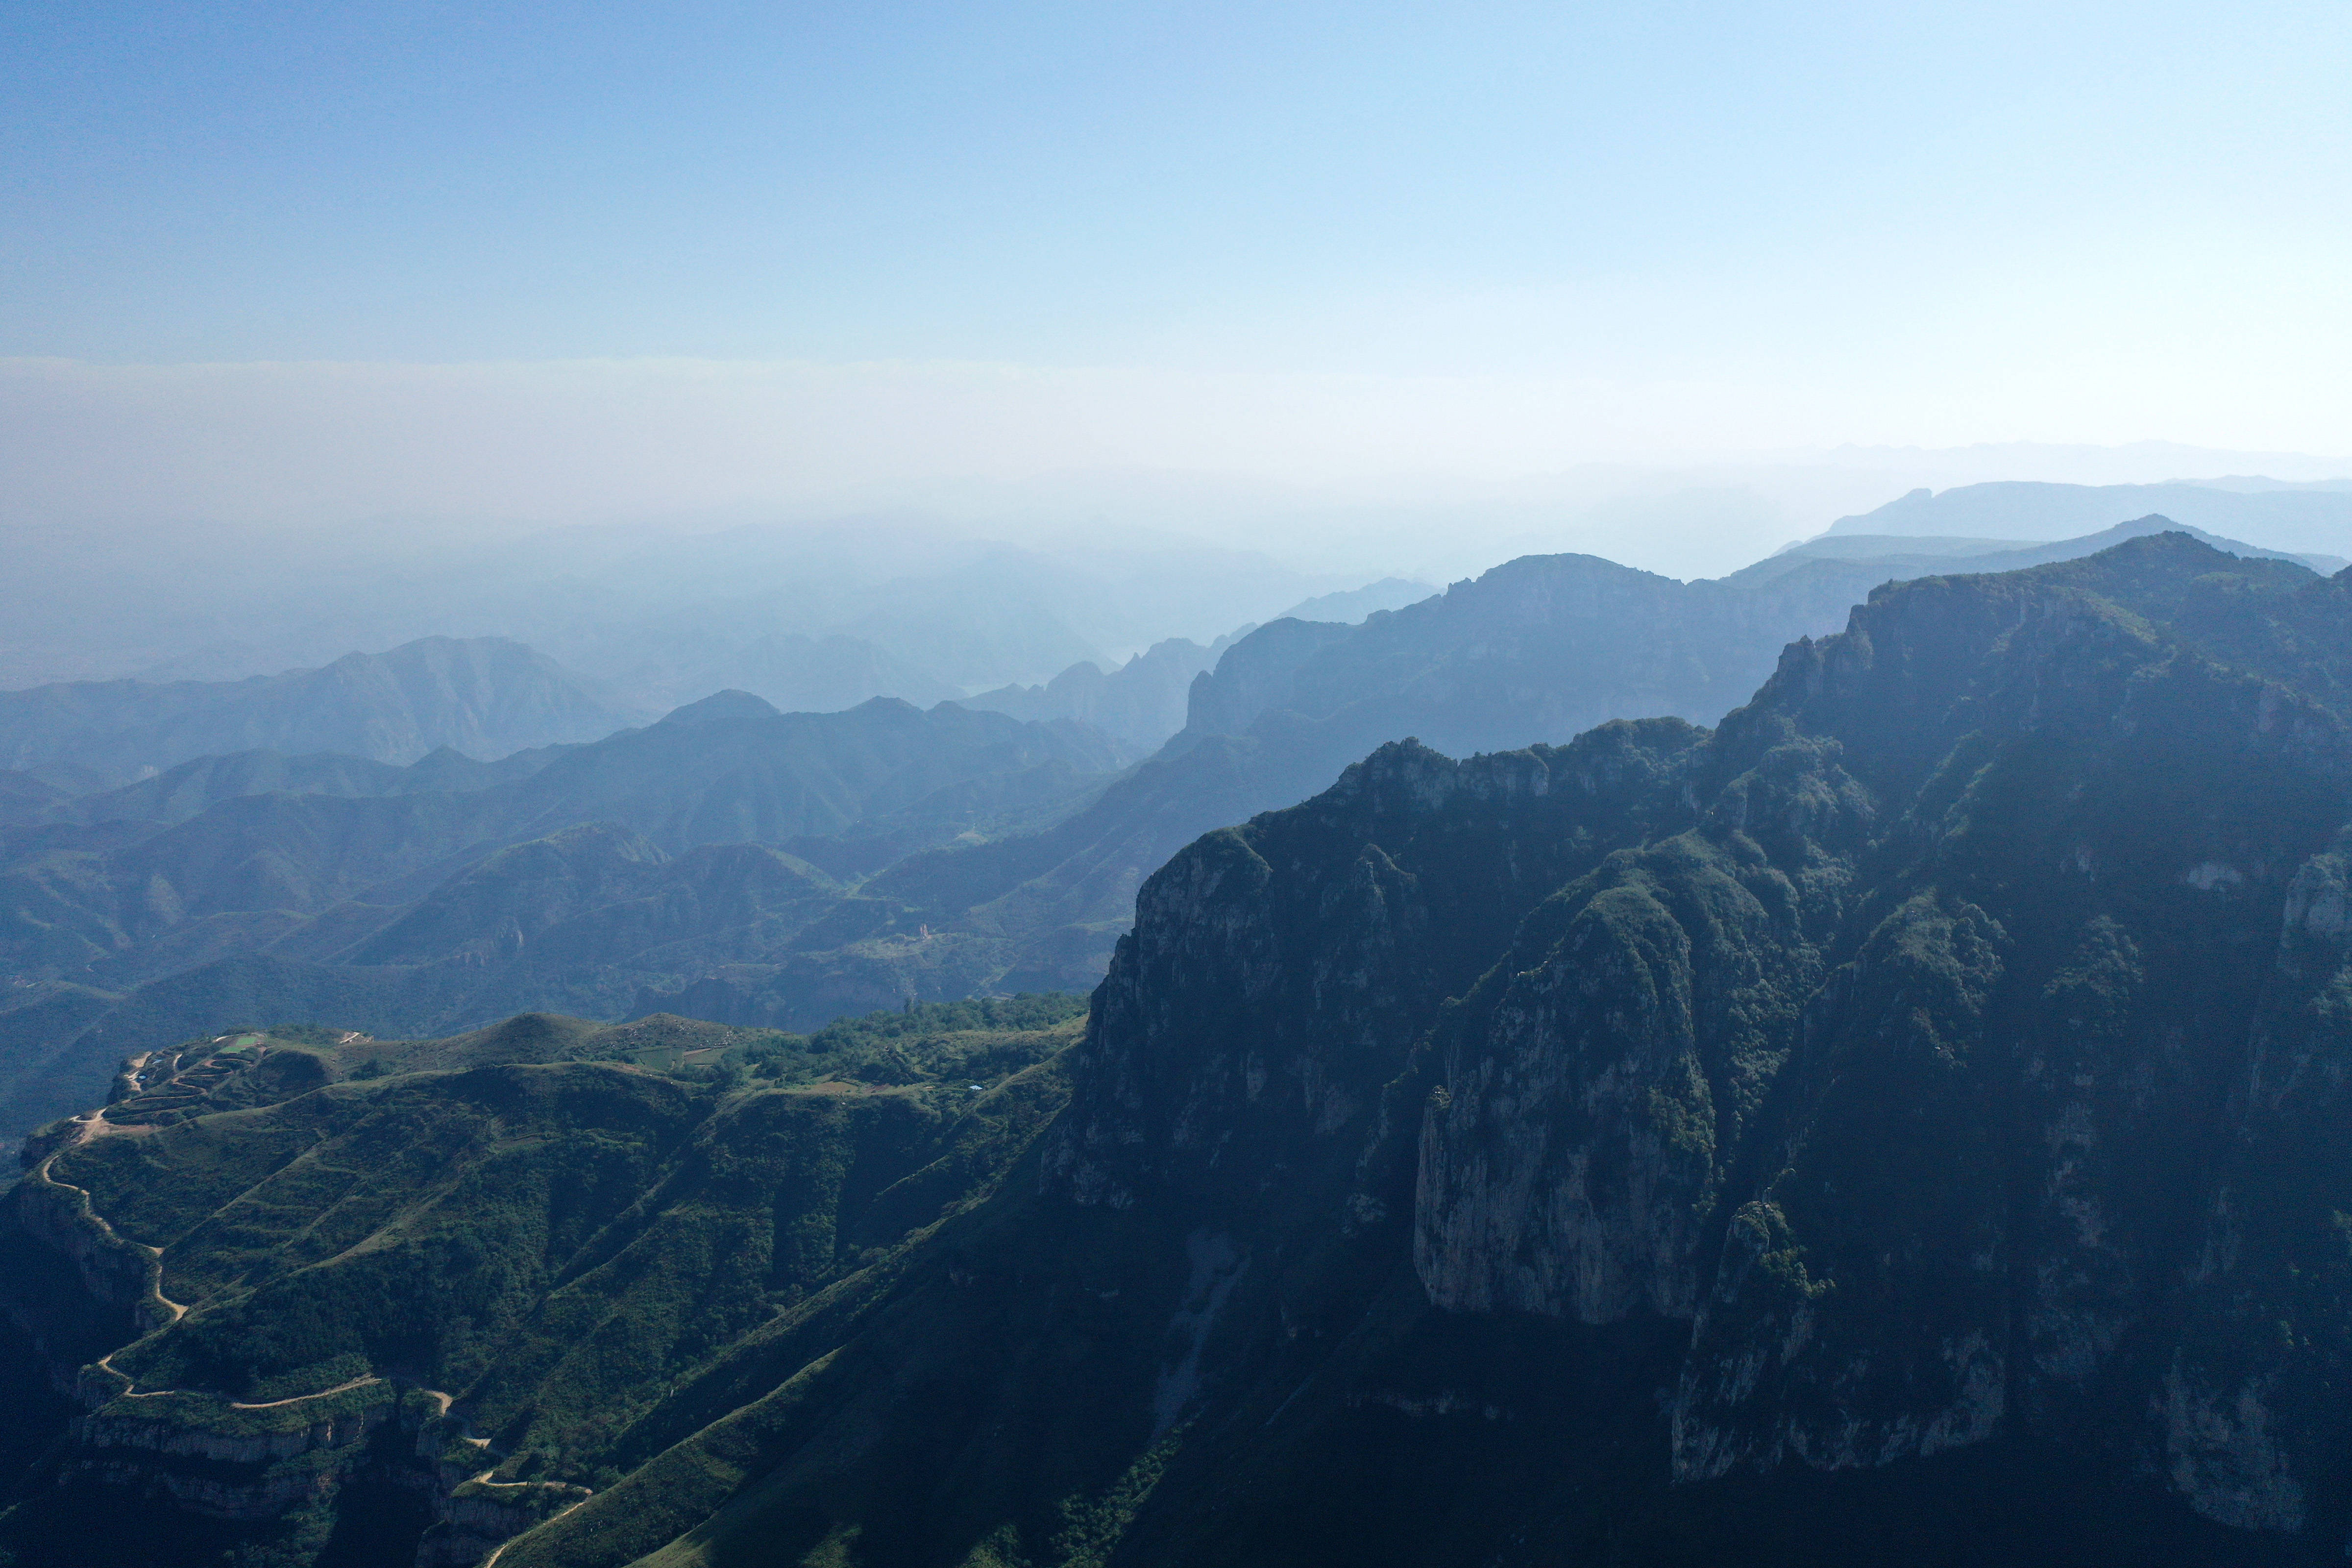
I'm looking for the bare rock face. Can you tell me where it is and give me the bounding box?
[1405,540,2352,1517]
[2161,834,2352,1533]
[1044,727,1708,1219]
[1416,735,1861,1325]
[1417,873,1716,1322]
[68,1402,391,1519]
[1673,892,2011,1478]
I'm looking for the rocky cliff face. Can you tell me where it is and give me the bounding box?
[1417,736,1859,1324]
[1044,720,1708,1218]
[1046,536,2352,1552]
[2159,828,2352,1532]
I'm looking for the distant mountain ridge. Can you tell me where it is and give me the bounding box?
[0,695,1130,1139]
[1826,479,2352,557]
[956,572,1446,751]
[1272,575,1438,624]
[1176,548,1910,759]
[0,636,636,790]
[957,633,1246,749]
[631,631,963,717]
[1735,513,2348,584]
[1,743,571,832]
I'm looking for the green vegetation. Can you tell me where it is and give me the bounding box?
[0,993,1089,1568]
[799,992,1089,1053]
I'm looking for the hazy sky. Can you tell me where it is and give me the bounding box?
[5,0,2349,533]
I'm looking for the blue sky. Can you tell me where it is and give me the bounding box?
[2,1,2348,533]
[8,0,2345,366]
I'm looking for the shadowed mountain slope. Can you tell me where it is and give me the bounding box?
[11,536,2352,1565]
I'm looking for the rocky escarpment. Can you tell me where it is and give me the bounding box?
[63,1387,403,1519]
[1416,735,1859,1323]
[9,1143,170,1339]
[1045,536,2352,1551]
[48,1372,586,1560]
[1045,718,1709,1219]
[2158,828,2352,1533]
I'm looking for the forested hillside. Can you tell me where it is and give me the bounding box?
[0,698,1127,1141]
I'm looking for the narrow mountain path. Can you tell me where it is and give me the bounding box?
[412,1384,596,1564]
[31,1108,189,1327]
[37,1057,593,1553]
[230,1375,382,1410]
[31,1106,191,1397]
[479,1489,596,1568]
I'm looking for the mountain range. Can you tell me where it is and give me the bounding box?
[957,635,1244,751]
[0,637,632,792]
[4,516,2340,1157]
[0,696,1127,1141]
[1736,513,2348,583]
[11,531,2352,1564]
[1827,478,2352,559]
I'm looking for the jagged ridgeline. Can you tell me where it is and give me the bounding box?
[10,533,2352,1565]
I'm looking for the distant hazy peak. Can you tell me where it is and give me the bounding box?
[1739,513,2343,587]
[655,688,785,725]
[1823,479,2352,561]
[0,633,632,787]
[2081,514,2334,571]
[1274,576,1439,625]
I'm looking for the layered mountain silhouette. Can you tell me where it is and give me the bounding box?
[958,634,1244,750]
[1827,478,2352,561]
[1736,511,2347,584]
[0,695,1127,1139]
[1270,574,1437,624]
[6,519,2336,1154]
[955,579,1441,752]
[634,631,964,717]
[0,636,633,791]
[617,546,1920,1034]
[12,532,2352,1565]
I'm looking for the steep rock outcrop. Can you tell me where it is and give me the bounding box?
[1417,739,1859,1323]
[2163,830,2352,1533]
[1045,723,1708,1216]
